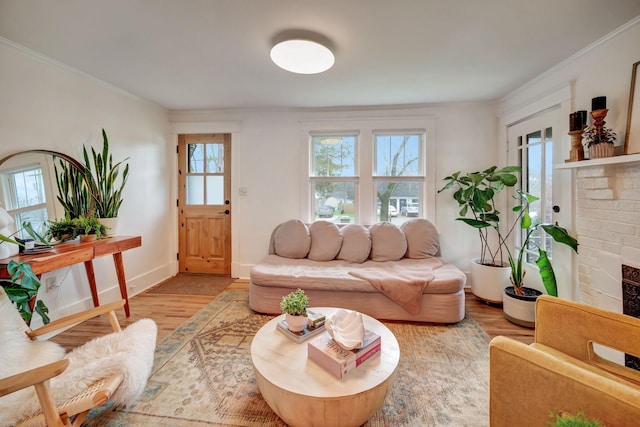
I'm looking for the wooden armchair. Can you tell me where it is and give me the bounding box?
[0,295,130,427]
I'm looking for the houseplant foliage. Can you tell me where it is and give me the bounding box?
[2,260,50,324]
[549,411,603,427]
[53,156,92,219]
[0,234,49,324]
[46,215,107,242]
[280,288,309,316]
[438,165,521,267]
[582,125,616,147]
[72,215,107,240]
[280,288,309,332]
[83,129,130,218]
[505,190,579,297]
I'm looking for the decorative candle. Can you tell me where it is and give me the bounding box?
[577,110,587,129]
[592,96,606,111]
[569,113,577,131]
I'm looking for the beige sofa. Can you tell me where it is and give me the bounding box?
[490,295,640,426]
[249,219,466,323]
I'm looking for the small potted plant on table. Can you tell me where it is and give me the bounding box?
[280,288,309,332]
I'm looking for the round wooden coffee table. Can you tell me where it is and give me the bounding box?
[251,308,400,427]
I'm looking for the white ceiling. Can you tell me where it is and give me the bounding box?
[2,0,640,111]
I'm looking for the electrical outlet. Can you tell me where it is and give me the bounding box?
[45,276,59,291]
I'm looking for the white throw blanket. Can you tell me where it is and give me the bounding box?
[0,318,157,426]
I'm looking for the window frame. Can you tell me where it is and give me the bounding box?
[372,130,426,220]
[301,118,436,224]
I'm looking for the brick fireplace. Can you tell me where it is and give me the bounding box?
[574,159,640,311]
[572,158,640,365]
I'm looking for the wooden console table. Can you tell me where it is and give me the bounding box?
[0,235,141,317]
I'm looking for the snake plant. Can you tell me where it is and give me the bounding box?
[83,129,129,218]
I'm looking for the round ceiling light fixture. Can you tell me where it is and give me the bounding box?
[270,39,335,74]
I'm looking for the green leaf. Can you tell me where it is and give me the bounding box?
[457,218,491,229]
[540,224,579,253]
[536,249,558,297]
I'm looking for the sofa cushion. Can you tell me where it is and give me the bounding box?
[400,218,440,258]
[308,221,343,261]
[369,222,407,261]
[337,224,371,263]
[273,219,310,259]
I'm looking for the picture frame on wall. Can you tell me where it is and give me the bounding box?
[624,60,640,154]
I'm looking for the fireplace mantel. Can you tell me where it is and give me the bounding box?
[555,153,640,169]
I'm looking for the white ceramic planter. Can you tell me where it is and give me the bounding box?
[502,286,542,329]
[470,259,511,303]
[285,314,308,332]
[98,217,119,236]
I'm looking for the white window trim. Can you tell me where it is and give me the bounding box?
[301,117,436,224]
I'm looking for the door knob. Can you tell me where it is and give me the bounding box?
[552,205,560,213]
[218,209,230,215]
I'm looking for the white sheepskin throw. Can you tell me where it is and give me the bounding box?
[0,318,157,426]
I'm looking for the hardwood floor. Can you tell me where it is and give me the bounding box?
[50,280,533,351]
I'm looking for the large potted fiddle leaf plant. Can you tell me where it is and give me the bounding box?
[438,165,521,303]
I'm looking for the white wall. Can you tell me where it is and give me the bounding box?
[170,103,498,279]
[498,17,640,306]
[0,39,172,325]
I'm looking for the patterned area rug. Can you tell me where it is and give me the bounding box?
[86,292,490,426]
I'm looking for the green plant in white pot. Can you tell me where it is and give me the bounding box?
[280,288,309,332]
[438,165,521,302]
[83,129,129,234]
[502,190,578,328]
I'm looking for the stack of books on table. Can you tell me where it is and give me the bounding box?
[276,309,326,343]
[307,329,381,379]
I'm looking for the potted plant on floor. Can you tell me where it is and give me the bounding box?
[438,165,521,302]
[502,190,578,328]
[83,129,129,234]
[280,288,309,332]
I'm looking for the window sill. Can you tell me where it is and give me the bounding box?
[555,153,640,169]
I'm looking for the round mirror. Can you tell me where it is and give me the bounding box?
[0,150,87,239]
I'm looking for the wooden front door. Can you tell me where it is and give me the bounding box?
[178,134,231,274]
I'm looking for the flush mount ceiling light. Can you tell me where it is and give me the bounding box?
[270,39,335,74]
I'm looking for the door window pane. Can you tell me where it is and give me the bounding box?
[206,143,224,173]
[521,128,554,263]
[187,144,205,173]
[185,142,226,205]
[186,176,204,204]
[206,176,224,205]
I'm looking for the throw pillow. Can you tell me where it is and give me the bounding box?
[337,224,372,263]
[400,218,440,258]
[273,219,311,259]
[369,222,407,261]
[308,221,343,261]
